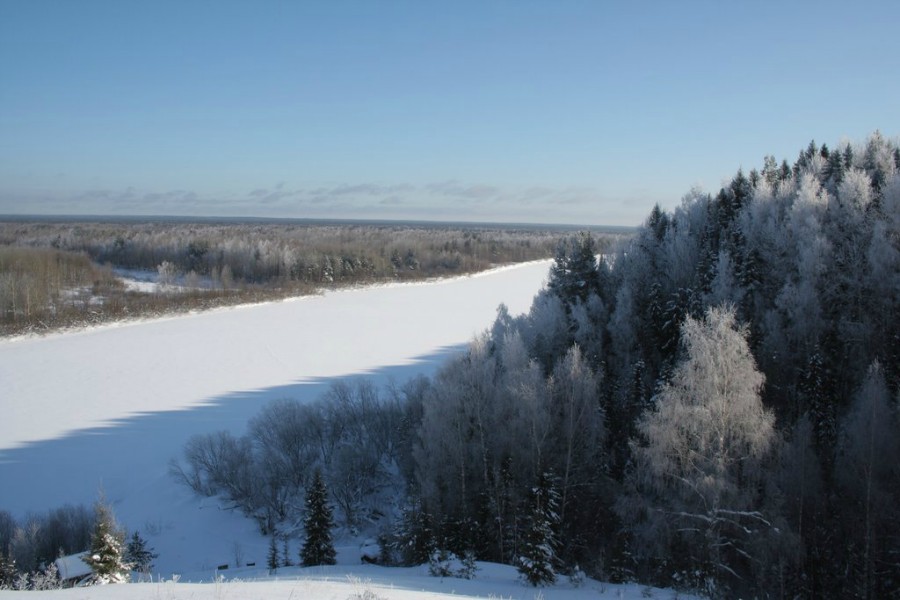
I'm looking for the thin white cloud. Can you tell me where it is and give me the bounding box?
[0,179,651,225]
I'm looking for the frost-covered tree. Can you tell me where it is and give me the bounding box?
[0,553,16,589]
[546,345,605,544]
[82,497,130,584]
[300,470,336,566]
[29,562,60,590]
[620,306,779,594]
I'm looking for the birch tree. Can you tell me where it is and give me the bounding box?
[620,306,779,595]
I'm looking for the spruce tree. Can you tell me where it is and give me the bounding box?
[517,472,560,586]
[82,497,131,584]
[300,470,336,567]
[123,531,157,576]
[267,536,279,573]
[547,232,598,306]
[393,497,434,566]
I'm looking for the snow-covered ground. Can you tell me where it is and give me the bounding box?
[0,260,691,599]
[0,263,548,570]
[112,267,216,293]
[0,562,685,600]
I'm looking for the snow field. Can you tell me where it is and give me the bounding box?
[0,562,687,599]
[0,262,549,574]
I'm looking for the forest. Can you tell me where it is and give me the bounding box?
[0,221,623,336]
[168,132,899,598]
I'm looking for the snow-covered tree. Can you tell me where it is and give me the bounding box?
[620,306,779,594]
[82,497,130,584]
[300,470,336,566]
[29,562,60,590]
[517,472,561,586]
[0,553,16,589]
[546,345,605,538]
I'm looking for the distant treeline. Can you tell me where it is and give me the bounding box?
[0,221,626,336]
[0,505,93,575]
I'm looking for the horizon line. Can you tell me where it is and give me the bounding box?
[0,213,639,233]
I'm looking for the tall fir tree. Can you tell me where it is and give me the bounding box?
[517,472,561,586]
[300,470,336,567]
[82,496,131,584]
[267,536,279,573]
[392,497,435,566]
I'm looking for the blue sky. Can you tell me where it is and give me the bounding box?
[1,1,897,226]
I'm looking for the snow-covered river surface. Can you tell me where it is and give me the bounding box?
[0,261,550,574]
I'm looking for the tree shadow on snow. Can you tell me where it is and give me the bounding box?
[0,344,463,517]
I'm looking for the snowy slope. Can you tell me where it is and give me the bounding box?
[0,260,697,598]
[0,262,550,576]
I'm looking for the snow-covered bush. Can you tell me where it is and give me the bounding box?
[567,564,585,588]
[427,548,478,579]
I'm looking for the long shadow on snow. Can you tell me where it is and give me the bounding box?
[0,345,463,516]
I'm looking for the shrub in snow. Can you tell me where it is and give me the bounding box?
[346,575,388,600]
[427,548,455,578]
[29,562,61,590]
[13,571,29,590]
[457,550,478,579]
[427,548,478,579]
[1,564,61,591]
[567,564,585,588]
